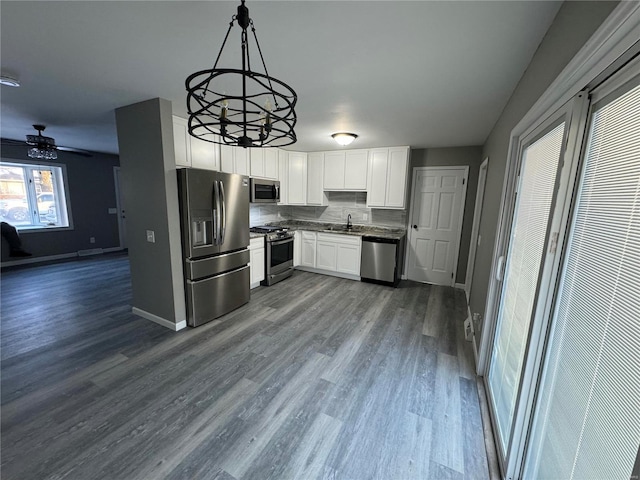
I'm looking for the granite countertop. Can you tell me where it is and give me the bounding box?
[268,220,406,240]
[249,232,266,239]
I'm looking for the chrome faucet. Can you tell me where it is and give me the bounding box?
[346,213,352,230]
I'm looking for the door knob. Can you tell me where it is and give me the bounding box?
[413,225,418,230]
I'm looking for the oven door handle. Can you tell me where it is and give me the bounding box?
[269,237,293,247]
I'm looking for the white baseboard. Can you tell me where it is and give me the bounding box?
[132,307,187,331]
[468,304,480,371]
[454,282,465,290]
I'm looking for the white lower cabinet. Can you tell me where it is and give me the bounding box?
[249,237,265,289]
[293,231,301,267]
[316,236,338,271]
[300,231,317,268]
[297,231,361,279]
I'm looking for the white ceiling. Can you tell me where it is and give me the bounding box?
[0,1,562,155]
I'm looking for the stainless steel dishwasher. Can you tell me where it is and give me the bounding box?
[360,234,405,287]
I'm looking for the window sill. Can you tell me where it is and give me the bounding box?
[17,225,72,234]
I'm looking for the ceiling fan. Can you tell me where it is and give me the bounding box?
[1,124,93,158]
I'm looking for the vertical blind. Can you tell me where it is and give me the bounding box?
[488,122,565,452]
[524,81,640,478]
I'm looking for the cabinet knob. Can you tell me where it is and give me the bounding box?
[413,225,418,230]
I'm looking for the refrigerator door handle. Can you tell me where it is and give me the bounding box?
[220,180,226,244]
[213,180,220,245]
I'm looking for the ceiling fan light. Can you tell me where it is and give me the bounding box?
[332,132,358,146]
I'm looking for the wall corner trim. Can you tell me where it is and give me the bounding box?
[132,307,187,331]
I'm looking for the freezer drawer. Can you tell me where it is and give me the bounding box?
[185,249,250,281]
[186,265,250,327]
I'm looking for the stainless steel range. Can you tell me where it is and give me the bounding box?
[250,225,294,286]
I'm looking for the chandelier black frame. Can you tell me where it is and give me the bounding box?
[26,124,58,160]
[186,0,297,148]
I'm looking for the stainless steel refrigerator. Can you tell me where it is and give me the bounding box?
[177,168,250,327]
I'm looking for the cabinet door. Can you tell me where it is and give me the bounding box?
[367,148,389,207]
[220,144,234,173]
[278,150,289,205]
[173,116,191,167]
[190,135,219,171]
[323,151,345,189]
[250,149,264,178]
[386,147,409,208]
[300,231,316,267]
[264,149,278,179]
[288,152,307,205]
[235,148,250,176]
[316,240,338,271]
[336,243,361,275]
[250,249,265,287]
[293,230,301,266]
[344,150,368,190]
[307,152,326,205]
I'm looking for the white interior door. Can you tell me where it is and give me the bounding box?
[407,167,467,286]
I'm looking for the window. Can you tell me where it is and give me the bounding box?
[0,160,71,229]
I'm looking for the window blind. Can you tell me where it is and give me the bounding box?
[524,80,640,479]
[488,121,565,452]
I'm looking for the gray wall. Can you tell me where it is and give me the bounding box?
[115,98,186,325]
[409,146,484,283]
[0,144,120,261]
[469,1,618,323]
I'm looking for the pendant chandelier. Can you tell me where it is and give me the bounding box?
[26,125,57,160]
[186,0,297,148]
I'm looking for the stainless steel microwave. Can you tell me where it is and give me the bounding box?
[250,178,280,203]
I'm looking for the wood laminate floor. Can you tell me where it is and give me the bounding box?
[1,253,489,480]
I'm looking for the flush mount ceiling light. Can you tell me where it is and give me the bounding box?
[26,125,58,160]
[0,75,20,87]
[332,132,358,146]
[186,0,297,148]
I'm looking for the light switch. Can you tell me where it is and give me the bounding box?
[108,208,117,214]
[146,230,155,243]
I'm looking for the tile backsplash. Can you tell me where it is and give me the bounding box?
[250,192,406,227]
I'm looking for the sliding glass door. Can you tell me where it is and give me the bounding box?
[523,72,640,480]
[486,115,569,456]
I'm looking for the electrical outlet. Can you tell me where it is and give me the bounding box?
[363,213,368,221]
[146,230,155,243]
[89,237,95,244]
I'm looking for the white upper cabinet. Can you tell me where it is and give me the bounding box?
[323,149,368,191]
[277,149,289,205]
[173,116,191,167]
[323,151,345,189]
[385,147,409,208]
[344,149,368,190]
[307,152,328,205]
[220,144,250,176]
[172,116,219,170]
[264,148,278,179]
[235,147,249,176]
[287,151,307,205]
[250,148,279,180]
[367,146,409,209]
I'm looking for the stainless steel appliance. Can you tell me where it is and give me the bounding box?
[249,225,294,286]
[250,178,280,203]
[360,234,405,287]
[177,168,250,327]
